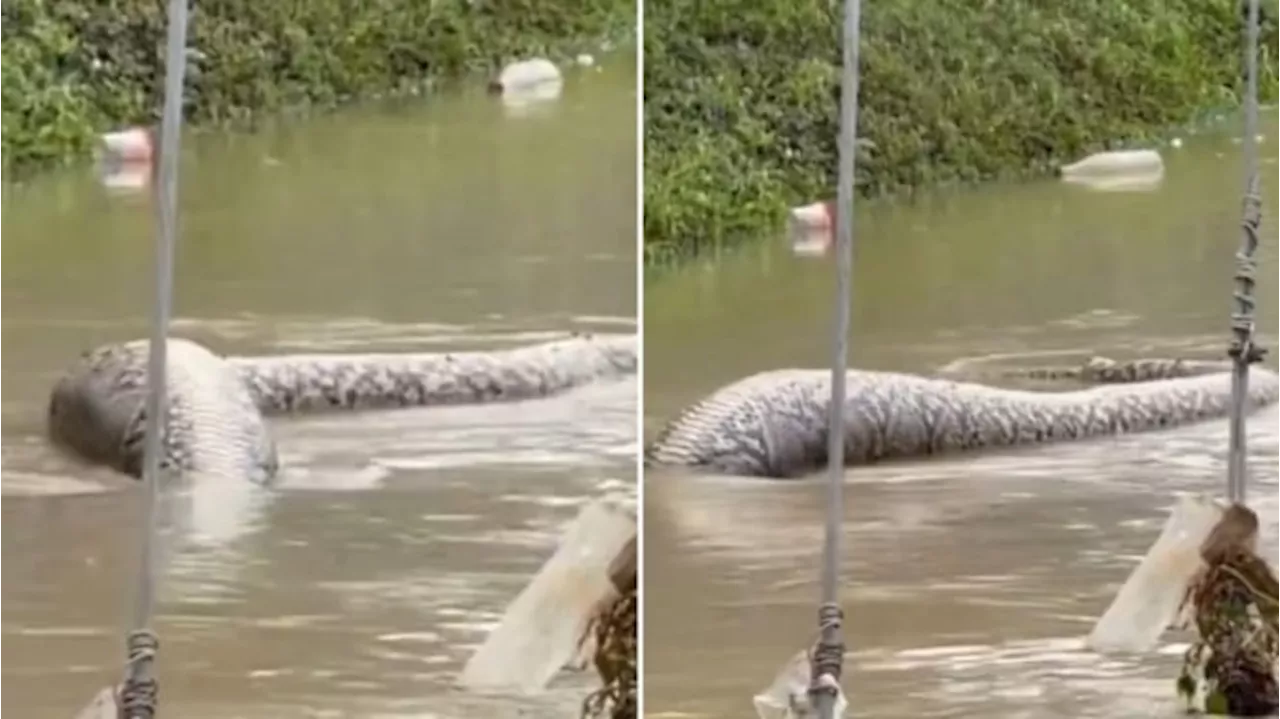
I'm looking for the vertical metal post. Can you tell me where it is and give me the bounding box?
[810,0,863,716]
[120,0,190,715]
[1226,0,1263,505]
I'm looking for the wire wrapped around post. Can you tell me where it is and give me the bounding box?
[120,0,191,715]
[810,0,864,715]
[1225,0,1265,506]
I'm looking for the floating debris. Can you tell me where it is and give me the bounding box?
[1059,149,1165,193]
[97,127,155,193]
[1170,137,1184,149]
[576,53,596,67]
[786,200,834,257]
[788,200,833,233]
[1059,149,1164,179]
[489,58,563,94]
[100,127,154,164]
[490,58,565,116]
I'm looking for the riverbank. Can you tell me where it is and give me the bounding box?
[644,0,1279,267]
[1,0,634,174]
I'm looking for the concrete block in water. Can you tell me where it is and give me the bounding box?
[458,497,636,694]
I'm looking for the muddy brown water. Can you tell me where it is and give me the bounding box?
[644,114,1279,718]
[2,54,637,718]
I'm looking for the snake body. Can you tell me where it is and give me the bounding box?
[646,359,1280,479]
[969,357,1240,384]
[48,334,637,481]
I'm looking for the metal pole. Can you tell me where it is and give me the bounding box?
[1226,0,1263,505]
[120,0,190,715]
[810,0,862,715]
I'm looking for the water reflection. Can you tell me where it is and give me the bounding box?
[98,156,152,194]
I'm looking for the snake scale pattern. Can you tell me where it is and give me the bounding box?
[47,334,637,482]
[646,358,1280,478]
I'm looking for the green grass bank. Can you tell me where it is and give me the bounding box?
[2,0,634,174]
[644,0,1279,266]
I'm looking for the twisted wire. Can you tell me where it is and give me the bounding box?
[119,630,160,719]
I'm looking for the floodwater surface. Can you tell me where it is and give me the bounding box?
[2,54,637,718]
[644,114,1279,718]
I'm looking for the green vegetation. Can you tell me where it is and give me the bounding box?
[644,0,1279,266]
[2,0,634,173]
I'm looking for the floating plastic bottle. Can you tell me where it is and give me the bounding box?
[1059,149,1164,178]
